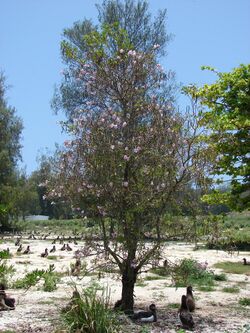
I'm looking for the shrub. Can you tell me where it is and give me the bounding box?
[239,298,250,306]
[0,259,15,285]
[62,285,120,333]
[43,265,60,292]
[222,286,240,293]
[171,258,215,287]
[13,269,45,289]
[0,250,12,259]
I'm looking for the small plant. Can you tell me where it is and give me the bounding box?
[213,273,227,281]
[62,285,120,333]
[0,259,15,285]
[43,265,60,292]
[222,286,240,293]
[139,327,150,333]
[47,255,57,260]
[167,302,180,309]
[198,285,215,292]
[239,298,250,306]
[13,269,45,289]
[150,266,169,276]
[0,250,12,259]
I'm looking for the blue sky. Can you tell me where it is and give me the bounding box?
[1,0,249,175]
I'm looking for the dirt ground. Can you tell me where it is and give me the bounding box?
[0,236,250,333]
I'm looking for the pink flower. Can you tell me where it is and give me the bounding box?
[123,155,130,161]
[133,147,141,153]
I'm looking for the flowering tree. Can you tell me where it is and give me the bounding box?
[49,25,210,310]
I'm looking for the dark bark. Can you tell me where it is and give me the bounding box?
[121,265,137,311]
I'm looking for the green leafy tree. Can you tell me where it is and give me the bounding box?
[184,65,250,210]
[49,24,210,310]
[0,72,23,230]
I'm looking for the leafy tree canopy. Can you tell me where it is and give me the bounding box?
[183,64,250,210]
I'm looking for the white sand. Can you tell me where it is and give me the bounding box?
[0,237,249,332]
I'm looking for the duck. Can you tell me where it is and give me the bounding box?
[71,258,81,275]
[17,244,22,253]
[60,244,66,251]
[179,295,195,330]
[0,283,15,309]
[186,286,195,312]
[66,244,72,251]
[50,245,56,253]
[41,248,48,258]
[15,238,21,246]
[131,303,157,322]
[243,258,250,265]
[23,246,31,254]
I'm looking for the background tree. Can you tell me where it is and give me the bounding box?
[49,24,210,310]
[0,72,23,230]
[184,65,250,211]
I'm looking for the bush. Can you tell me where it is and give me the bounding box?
[0,259,15,285]
[43,265,60,292]
[62,285,120,333]
[171,258,215,287]
[0,250,12,259]
[239,298,250,306]
[13,269,45,289]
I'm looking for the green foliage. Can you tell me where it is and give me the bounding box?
[184,64,250,210]
[214,261,250,275]
[222,286,240,293]
[0,259,15,285]
[43,271,59,292]
[239,298,250,306]
[213,273,227,281]
[171,258,215,287]
[0,249,12,259]
[62,286,120,333]
[198,285,215,292]
[13,269,45,289]
[0,73,23,230]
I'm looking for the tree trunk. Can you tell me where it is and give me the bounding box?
[121,265,137,311]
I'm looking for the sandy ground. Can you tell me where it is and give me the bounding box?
[0,236,250,333]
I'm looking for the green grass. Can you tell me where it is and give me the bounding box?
[0,250,12,259]
[150,266,169,276]
[213,273,227,281]
[135,280,147,287]
[214,262,250,275]
[144,274,166,281]
[198,285,215,292]
[239,298,250,306]
[62,286,120,333]
[167,302,180,309]
[47,255,57,260]
[222,286,240,293]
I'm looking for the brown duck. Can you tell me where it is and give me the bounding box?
[50,245,56,253]
[179,295,195,330]
[23,245,31,254]
[243,258,250,265]
[41,248,48,257]
[186,286,195,312]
